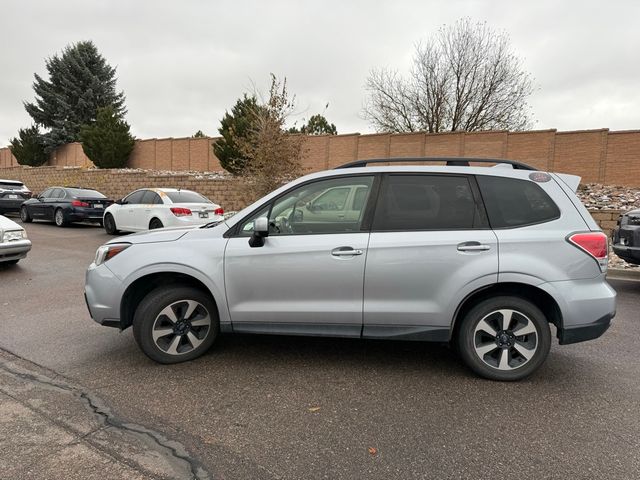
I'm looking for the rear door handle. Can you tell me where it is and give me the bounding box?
[331,247,364,257]
[457,242,491,252]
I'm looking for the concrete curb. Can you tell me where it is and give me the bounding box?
[607,268,640,281]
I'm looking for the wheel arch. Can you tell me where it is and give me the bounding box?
[119,271,225,331]
[451,282,563,342]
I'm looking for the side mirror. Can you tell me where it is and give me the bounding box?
[115,198,124,205]
[249,217,269,248]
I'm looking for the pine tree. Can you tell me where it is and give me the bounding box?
[24,41,126,152]
[80,106,135,169]
[288,114,337,135]
[213,95,263,175]
[9,125,48,166]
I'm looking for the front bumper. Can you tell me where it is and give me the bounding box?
[84,262,124,328]
[612,223,640,265]
[0,238,32,262]
[612,244,640,265]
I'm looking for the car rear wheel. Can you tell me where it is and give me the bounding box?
[104,213,118,235]
[132,286,219,364]
[149,218,163,230]
[2,259,19,266]
[457,296,551,381]
[20,206,32,223]
[54,208,68,227]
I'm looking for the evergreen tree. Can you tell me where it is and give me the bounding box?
[192,130,206,138]
[24,41,126,151]
[9,125,48,166]
[213,95,263,175]
[289,113,337,135]
[80,106,135,169]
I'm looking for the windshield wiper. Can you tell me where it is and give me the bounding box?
[201,220,224,229]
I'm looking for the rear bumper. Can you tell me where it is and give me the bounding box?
[538,276,616,344]
[558,313,613,345]
[0,198,27,212]
[66,207,105,223]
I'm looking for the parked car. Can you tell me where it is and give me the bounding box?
[20,187,111,227]
[612,208,640,265]
[0,214,31,265]
[102,188,224,234]
[85,158,616,381]
[0,179,32,214]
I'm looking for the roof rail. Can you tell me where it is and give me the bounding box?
[334,157,537,171]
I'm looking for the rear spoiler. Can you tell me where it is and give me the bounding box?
[554,173,581,192]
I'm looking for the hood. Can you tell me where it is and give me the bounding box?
[108,226,194,245]
[623,208,640,217]
[0,214,24,231]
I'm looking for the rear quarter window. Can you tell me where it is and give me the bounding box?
[477,175,560,228]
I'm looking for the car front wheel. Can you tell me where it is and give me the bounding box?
[104,213,118,235]
[457,296,551,381]
[132,286,219,364]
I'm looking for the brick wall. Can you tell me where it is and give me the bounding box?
[0,166,251,211]
[2,128,640,185]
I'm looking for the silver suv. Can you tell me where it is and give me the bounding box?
[84,158,616,381]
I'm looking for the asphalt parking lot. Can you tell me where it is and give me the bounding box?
[1,219,640,479]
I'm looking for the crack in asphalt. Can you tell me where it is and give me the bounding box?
[0,355,212,480]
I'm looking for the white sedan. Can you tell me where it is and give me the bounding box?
[103,188,224,234]
[0,214,31,265]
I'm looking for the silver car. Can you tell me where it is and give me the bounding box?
[84,158,616,380]
[0,214,31,265]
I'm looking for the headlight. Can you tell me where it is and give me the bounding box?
[626,215,640,226]
[3,230,27,242]
[94,243,131,266]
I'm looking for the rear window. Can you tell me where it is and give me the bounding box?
[164,191,211,203]
[476,175,560,228]
[0,181,24,190]
[66,188,106,198]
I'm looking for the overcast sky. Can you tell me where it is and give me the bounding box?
[2,0,639,145]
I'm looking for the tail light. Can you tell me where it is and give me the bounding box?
[214,207,224,216]
[72,200,90,207]
[170,207,192,217]
[568,232,608,272]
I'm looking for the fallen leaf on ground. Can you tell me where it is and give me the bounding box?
[308,406,321,412]
[368,447,378,455]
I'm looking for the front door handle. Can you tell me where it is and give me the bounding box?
[331,247,364,257]
[457,241,491,252]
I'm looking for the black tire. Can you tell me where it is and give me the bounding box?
[132,286,219,364]
[3,259,19,266]
[104,214,118,235]
[149,218,163,230]
[54,208,68,227]
[457,296,551,381]
[20,206,32,223]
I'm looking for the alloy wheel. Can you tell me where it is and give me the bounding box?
[473,309,539,371]
[151,300,211,355]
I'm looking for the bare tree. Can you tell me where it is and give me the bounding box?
[363,18,535,133]
[234,75,304,199]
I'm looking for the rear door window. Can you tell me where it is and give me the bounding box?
[476,175,560,228]
[124,190,146,205]
[372,175,485,231]
[141,190,161,204]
